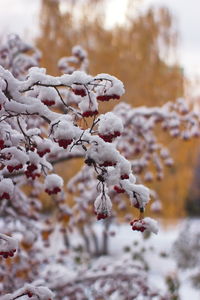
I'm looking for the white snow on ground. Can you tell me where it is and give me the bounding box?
[46,219,200,299]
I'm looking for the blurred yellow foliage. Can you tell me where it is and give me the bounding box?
[35,0,199,219]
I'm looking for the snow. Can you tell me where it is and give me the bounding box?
[44,174,63,189]
[48,220,200,300]
[98,112,123,135]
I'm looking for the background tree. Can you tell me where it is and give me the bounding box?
[36,0,199,219]
[0,34,199,299]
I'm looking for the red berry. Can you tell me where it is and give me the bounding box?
[0,192,10,200]
[72,88,86,97]
[99,134,113,143]
[99,161,116,167]
[96,212,108,220]
[57,139,72,149]
[130,219,146,232]
[45,187,61,195]
[82,110,98,118]
[97,94,120,101]
[120,174,129,180]
[7,165,14,173]
[114,131,121,137]
[42,99,55,106]
[37,148,50,157]
[27,291,33,298]
[114,185,125,193]
[0,140,4,149]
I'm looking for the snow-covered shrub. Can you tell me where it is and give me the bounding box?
[0,35,199,298]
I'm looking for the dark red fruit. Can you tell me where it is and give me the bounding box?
[72,88,87,97]
[82,110,98,118]
[7,165,14,173]
[130,219,146,232]
[0,140,4,149]
[0,192,10,200]
[99,131,121,143]
[120,174,129,180]
[42,99,55,106]
[114,185,125,193]
[99,134,113,143]
[95,212,108,220]
[37,148,50,157]
[27,291,33,298]
[57,139,73,149]
[45,187,61,195]
[0,249,16,259]
[99,161,116,167]
[97,94,120,101]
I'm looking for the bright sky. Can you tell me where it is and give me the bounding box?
[0,0,199,79]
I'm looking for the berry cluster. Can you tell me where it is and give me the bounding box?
[25,164,40,180]
[99,131,121,143]
[56,139,73,149]
[95,212,108,220]
[120,174,129,180]
[37,148,50,157]
[7,164,23,173]
[72,88,87,97]
[42,99,55,106]
[27,291,33,298]
[82,110,98,118]
[99,161,116,167]
[45,187,61,195]
[130,219,146,232]
[114,185,125,193]
[0,139,4,149]
[97,94,120,101]
[0,248,16,259]
[0,192,10,200]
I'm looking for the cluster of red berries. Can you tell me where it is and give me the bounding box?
[25,164,40,180]
[82,110,98,118]
[0,248,16,259]
[45,187,61,195]
[120,174,129,180]
[99,161,116,167]
[95,212,108,220]
[130,219,146,232]
[72,88,87,97]
[99,131,121,143]
[27,291,33,298]
[56,139,73,149]
[7,164,23,173]
[0,139,4,149]
[41,99,55,106]
[97,94,120,101]
[0,192,10,200]
[37,148,50,157]
[114,185,125,193]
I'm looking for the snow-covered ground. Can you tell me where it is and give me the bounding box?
[106,220,200,299]
[47,219,200,299]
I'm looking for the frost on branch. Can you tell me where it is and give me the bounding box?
[98,112,123,142]
[0,34,40,80]
[94,189,112,220]
[130,217,158,234]
[0,233,18,259]
[0,283,54,300]
[44,174,63,195]
[0,38,199,298]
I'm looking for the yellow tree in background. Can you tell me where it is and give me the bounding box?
[36,0,199,219]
